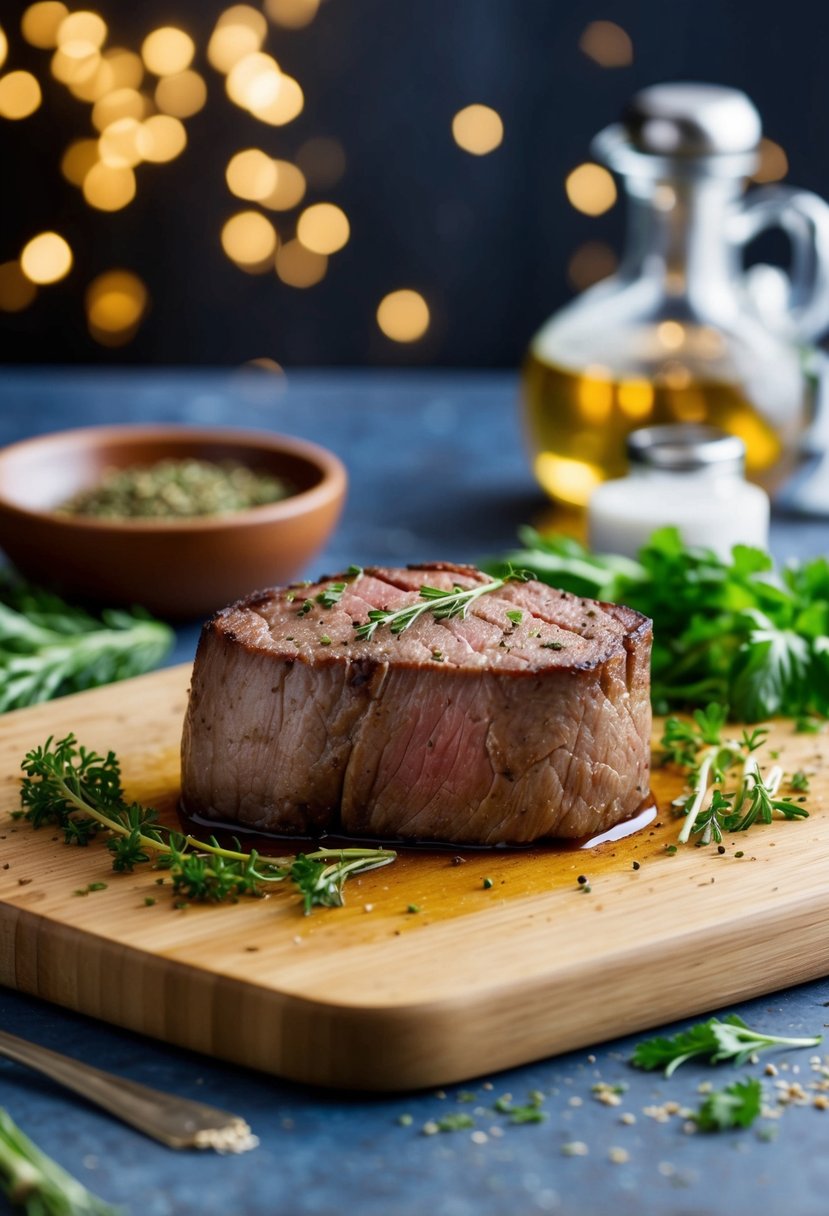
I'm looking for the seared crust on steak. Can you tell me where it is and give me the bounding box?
[180,563,652,844]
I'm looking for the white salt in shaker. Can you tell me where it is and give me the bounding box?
[587,425,770,559]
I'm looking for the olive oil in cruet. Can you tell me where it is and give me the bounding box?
[521,84,829,508]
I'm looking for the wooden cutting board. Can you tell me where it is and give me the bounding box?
[1,666,827,1091]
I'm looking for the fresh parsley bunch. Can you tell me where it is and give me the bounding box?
[488,526,829,721]
[0,571,174,712]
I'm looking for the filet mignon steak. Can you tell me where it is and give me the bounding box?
[180,563,652,844]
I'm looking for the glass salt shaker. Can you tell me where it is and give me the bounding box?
[522,83,829,508]
[587,424,769,559]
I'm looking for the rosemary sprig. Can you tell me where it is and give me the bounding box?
[661,708,809,845]
[354,569,533,642]
[0,572,172,713]
[19,735,395,913]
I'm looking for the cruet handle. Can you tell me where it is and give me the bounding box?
[730,185,829,343]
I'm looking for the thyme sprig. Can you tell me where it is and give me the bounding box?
[355,569,533,642]
[19,735,395,913]
[661,707,809,845]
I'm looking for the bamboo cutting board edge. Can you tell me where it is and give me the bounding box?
[1,664,828,1090]
[4,882,829,1091]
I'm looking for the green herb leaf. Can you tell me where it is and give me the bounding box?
[0,573,172,714]
[316,583,347,608]
[631,1015,821,1077]
[0,1105,121,1215]
[694,1077,763,1132]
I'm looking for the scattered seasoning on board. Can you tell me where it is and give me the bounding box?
[59,458,292,520]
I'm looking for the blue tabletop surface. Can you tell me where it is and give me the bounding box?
[1,368,829,1216]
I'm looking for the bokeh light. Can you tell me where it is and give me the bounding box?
[208,7,267,74]
[657,320,685,350]
[82,162,136,210]
[221,211,277,271]
[251,75,303,125]
[155,69,207,118]
[67,56,115,102]
[86,270,149,345]
[245,356,284,372]
[0,71,42,119]
[92,88,147,131]
[567,241,618,290]
[20,231,73,284]
[275,239,327,287]
[753,138,788,184]
[98,117,146,168]
[565,163,617,215]
[226,51,281,110]
[260,159,306,210]
[102,47,143,89]
[61,138,99,186]
[296,137,345,188]
[263,0,320,28]
[451,104,503,155]
[140,114,187,162]
[226,148,278,200]
[579,21,633,67]
[0,27,7,70]
[21,3,69,49]
[296,203,349,254]
[56,10,107,56]
[141,27,194,77]
[51,46,100,85]
[0,261,37,311]
[376,290,430,342]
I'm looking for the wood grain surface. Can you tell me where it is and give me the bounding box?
[1,666,826,1090]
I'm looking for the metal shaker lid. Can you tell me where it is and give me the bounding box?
[623,83,762,157]
[627,424,746,473]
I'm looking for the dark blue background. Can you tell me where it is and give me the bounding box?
[1,0,828,366]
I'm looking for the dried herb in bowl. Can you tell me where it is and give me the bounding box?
[59,458,291,521]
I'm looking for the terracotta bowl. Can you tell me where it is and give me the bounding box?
[0,424,347,619]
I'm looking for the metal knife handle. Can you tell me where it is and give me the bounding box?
[0,1029,257,1152]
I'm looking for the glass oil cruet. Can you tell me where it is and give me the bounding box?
[522,83,829,508]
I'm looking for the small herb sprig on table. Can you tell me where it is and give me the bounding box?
[0,1106,120,1216]
[354,569,533,642]
[0,572,172,713]
[661,706,809,845]
[694,1077,764,1132]
[19,735,395,914]
[632,1015,822,1077]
